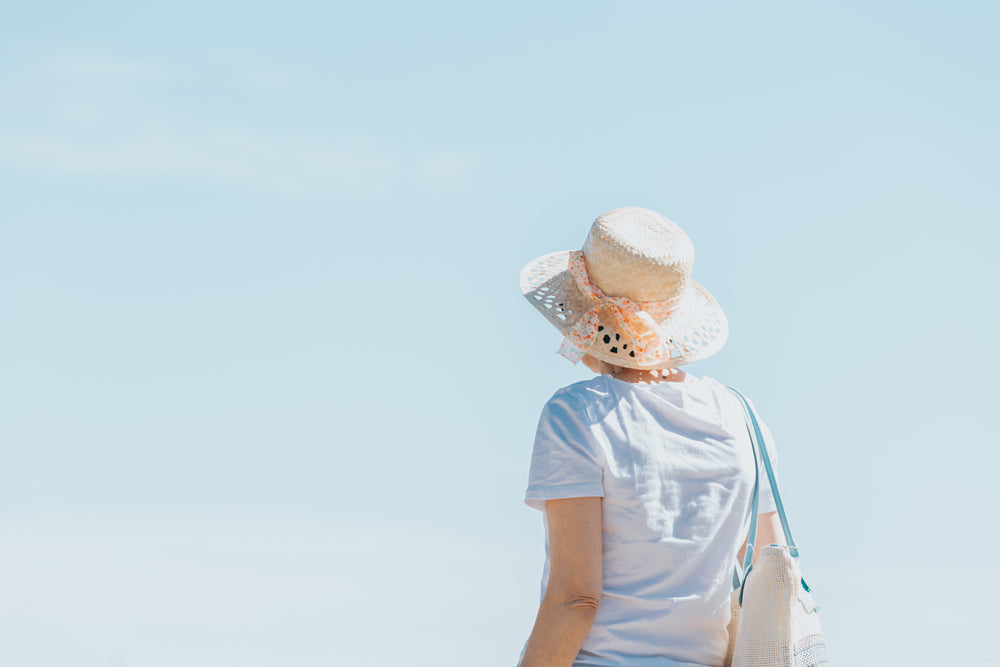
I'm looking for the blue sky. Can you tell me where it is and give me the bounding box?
[2,2,998,665]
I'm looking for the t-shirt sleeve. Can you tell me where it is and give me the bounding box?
[524,389,605,511]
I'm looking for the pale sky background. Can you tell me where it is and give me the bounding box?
[2,2,998,665]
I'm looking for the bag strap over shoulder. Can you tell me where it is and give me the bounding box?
[734,405,760,589]
[728,387,800,569]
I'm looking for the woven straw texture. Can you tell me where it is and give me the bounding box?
[518,208,728,370]
[725,546,827,667]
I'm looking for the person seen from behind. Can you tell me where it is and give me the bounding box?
[516,207,785,667]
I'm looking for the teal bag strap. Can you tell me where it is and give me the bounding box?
[727,387,800,558]
[732,410,760,591]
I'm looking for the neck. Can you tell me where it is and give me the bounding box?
[611,367,687,384]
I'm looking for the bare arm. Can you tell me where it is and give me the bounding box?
[520,497,603,667]
[737,511,784,566]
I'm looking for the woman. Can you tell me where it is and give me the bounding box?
[517,207,785,667]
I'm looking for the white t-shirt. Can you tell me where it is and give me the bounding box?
[522,373,778,667]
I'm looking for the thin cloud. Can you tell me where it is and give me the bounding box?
[0,130,401,195]
[0,517,537,666]
[0,55,475,194]
[241,67,302,91]
[33,54,175,82]
[417,150,478,188]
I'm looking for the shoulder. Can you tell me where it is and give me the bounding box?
[685,375,755,437]
[551,375,613,402]
[705,379,780,450]
[693,373,727,394]
[696,375,745,407]
[549,375,614,408]
[543,376,617,422]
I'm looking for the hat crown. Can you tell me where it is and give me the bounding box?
[582,207,695,302]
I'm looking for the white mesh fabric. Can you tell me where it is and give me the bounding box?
[727,546,826,667]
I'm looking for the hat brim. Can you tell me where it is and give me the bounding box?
[519,250,729,369]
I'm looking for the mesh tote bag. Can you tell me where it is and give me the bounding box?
[723,387,827,667]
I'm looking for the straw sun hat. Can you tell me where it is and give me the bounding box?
[519,207,728,370]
